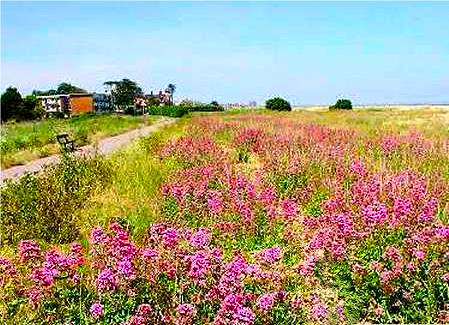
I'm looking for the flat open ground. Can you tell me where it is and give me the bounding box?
[1,109,448,324]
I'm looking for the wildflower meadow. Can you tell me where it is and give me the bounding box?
[1,111,448,324]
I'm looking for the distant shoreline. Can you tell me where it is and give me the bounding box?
[293,104,449,111]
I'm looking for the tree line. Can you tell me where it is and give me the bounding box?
[0,80,177,122]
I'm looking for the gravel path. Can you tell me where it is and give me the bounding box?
[0,117,176,183]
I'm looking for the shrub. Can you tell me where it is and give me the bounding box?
[179,100,224,112]
[189,104,224,112]
[329,99,352,110]
[0,155,111,245]
[265,97,292,111]
[147,105,188,118]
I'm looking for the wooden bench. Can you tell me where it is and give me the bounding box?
[56,133,77,153]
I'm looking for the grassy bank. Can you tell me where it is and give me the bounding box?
[0,113,159,168]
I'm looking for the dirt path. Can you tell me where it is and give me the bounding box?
[0,117,176,183]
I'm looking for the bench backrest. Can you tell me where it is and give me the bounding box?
[56,133,71,145]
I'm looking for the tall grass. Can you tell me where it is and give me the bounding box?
[76,117,190,242]
[0,154,112,245]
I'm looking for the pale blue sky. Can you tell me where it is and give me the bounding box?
[1,1,448,104]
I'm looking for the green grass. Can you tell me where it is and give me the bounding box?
[76,116,191,243]
[0,113,159,168]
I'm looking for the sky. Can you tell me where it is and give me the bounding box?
[1,1,449,105]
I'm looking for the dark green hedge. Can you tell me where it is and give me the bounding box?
[148,105,188,117]
[188,104,224,112]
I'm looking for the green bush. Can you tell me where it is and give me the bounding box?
[147,105,188,118]
[189,104,224,112]
[330,98,353,110]
[0,155,111,245]
[179,100,224,112]
[265,97,292,111]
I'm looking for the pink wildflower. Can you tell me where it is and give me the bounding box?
[311,303,328,321]
[89,226,109,245]
[258,246,282,264]
[406,262,416,272]
[142,248,159,261]
[18,240,41,263]
[95,268,117,292]
[256,293,276,312]
[361,201,388,227]
[235,306,256,324]
[137,304,152,316]
[177,303,196,324]
[419,197,438,222]
[442,273,449,283]
[335,213,354,237]
[25,287,43,307]
[29,266,57,287]
[190,228,211,249]
[412,248,426,260]
[207,190,223,214]
[117,259,136,280]
[186,251,210,281]
[282,199,297,220]
[90,302,103,318]
[350,159,368,177]
[162,228,179,248]
[0,257,17,285]
[374,306,384,316]
[68,242,85,267]
[298,255,318,276]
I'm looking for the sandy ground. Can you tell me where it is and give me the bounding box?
[0,117,176,183]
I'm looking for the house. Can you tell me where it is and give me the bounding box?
[38,93,94,115]
[38,95,70,114]
[134,95,148,114]
[69,93,94,114]
[146,90,171,105]
[93,93,113,112]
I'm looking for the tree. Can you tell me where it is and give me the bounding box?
[23,95,44,120]
[166,83,176,105]
[210,101,220,107]
[32,89,56,96]
[1,87,23,121]
[147,96,161,107]
[31,83,86,96]
[178,99,194,108]
[265,97,292,111]
[329,99,352,110]
[104,79,143,111]
[0,88,42,122]
[56,82,87,94]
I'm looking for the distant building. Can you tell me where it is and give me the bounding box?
[38,95,70,114]
[70,93,94,114]
[38,93,94,115]
[134,95,148,114]
[224,103,246,110]
[248,101,257,107]
[93,93,113,112]
[146,90,171,105]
